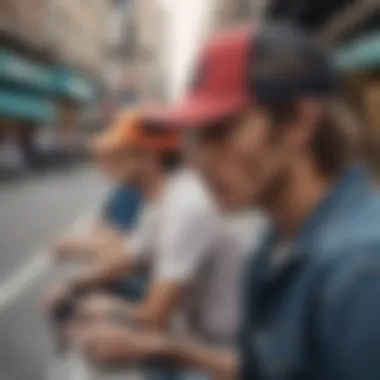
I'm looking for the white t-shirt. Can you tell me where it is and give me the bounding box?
[129,168,219,282]
[183,209,268,347]
[128,169,268,346]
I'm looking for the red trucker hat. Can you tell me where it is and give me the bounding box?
[143,22,338,128]
[143,25,253,127]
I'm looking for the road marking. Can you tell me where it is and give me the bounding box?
[68,349,96,380]
[0,252,50,312]
[0,212,94,313]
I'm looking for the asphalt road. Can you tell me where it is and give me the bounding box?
[0,165,110,380]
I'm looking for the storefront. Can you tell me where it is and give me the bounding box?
[0,48,98,172]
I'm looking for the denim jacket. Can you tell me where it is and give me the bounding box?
[240,165,380,380]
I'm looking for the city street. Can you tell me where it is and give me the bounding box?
[0,166,110,380]
[0,0,377,378]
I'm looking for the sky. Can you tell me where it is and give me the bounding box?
[159,0,215,101]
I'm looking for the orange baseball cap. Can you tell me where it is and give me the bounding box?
[91,109,181,155]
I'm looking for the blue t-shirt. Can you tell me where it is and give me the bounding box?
[102,185,143,231]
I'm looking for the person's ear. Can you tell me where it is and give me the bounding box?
[287,98,323,150]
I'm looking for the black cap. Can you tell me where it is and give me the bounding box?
[249,22,340,103]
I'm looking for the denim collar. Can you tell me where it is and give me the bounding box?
[295,164,367,247]
[257,164,370,279]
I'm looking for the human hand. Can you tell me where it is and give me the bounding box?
[53,237,77,260]
[78,322,168,365]
[76,293,125,322]
[42,281,73,315]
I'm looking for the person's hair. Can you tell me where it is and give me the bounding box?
[264,98,358,177]
[159,150,183,172]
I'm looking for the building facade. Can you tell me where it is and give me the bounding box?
[214,0,260,28]
[48,0,110,77]
[0,0,109,173]
[105,0,140,108]
[135,0,168,101]
[0,0,50,50]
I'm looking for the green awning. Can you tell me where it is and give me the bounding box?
[0,92,57,124]
[335,32,380,72]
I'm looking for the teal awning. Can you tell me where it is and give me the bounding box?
[0,50,98,103]
[54,68,97,103]
[0,50,54,90]
[0,92,57,124]
[335,32,380,71]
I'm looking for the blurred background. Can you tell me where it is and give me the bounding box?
[0,0,379,379]
[0,0,379,177]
